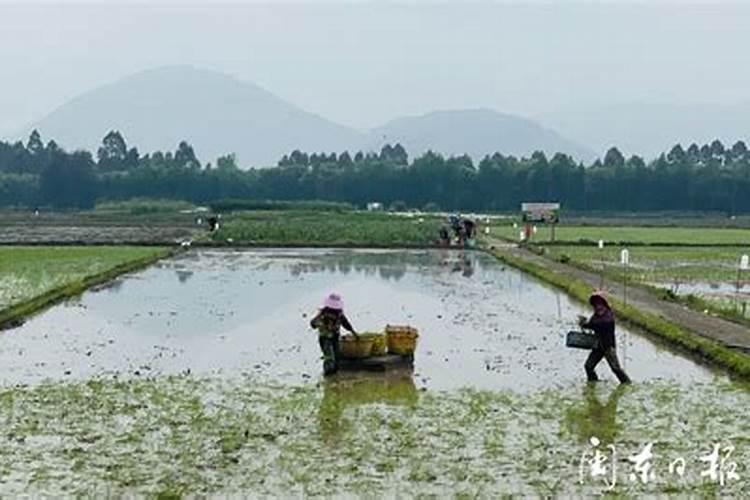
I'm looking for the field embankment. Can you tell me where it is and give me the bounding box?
[0,246,172,329]
[485,241,750,377]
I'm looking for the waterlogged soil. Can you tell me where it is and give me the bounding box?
[0,249,714,389]
[650,280,750,300]
[0,249,748,496]
[0,225,199,245]
[1,375,748,496]
[545,244,750,283]
[651,281,750,320]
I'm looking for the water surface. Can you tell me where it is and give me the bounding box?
[0,249,719,390]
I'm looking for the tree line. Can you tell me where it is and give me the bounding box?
[1,130,749,213]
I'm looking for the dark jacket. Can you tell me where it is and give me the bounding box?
[582,308,616,350]
[310,307,354,338]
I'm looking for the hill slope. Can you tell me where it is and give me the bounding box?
[369,109,595,162]
[25,67,594,166]
[27,66,365,167]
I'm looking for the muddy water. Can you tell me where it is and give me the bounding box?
[651,280,750,297]
[0,249,718,390]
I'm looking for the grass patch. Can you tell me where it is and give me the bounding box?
[0,246,173,328]
[212,211,442,247]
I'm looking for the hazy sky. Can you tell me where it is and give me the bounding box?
[2,1,750,137]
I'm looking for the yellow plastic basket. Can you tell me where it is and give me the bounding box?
[385,325,419,355]
[365,333,387,356]
[339,335,374,359]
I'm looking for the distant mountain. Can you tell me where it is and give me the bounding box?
[538,102,750,160]
[25,66,365,167]
[22,66,594,166]
[369,109,596,162]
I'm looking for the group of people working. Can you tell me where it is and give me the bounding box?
[309,289,631,383]
[439,215,477,247]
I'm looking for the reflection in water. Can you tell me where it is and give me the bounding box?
[175,270,194,284]
[104,279,125,293]
[285,250,483,282]
[288,258,410,280]
[460,252,475,277]
[378,264,406,281]
[317,371,418,443]
[563,385,629,445]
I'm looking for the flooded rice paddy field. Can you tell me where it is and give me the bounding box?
[546,244,750,318]
[0,246,166,311]
[0,249,748,496]
[651,281,750,318]
[0,249,716,389]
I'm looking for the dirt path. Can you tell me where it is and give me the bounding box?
[486,239,750,353]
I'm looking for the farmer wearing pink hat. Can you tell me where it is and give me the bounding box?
[577,290,631,384]
[310,293,358,375]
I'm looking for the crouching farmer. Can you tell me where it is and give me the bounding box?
[578,291,632,384]
[310,293,358,375]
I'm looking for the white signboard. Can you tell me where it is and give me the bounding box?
[521,202,560,212]
[598,240,604,249]
[521,202,560,224]
[741,254,749,271]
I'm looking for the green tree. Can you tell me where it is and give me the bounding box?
[667,144,686,163]
[710,139,726,157]
[603,147,625,168]
[217,153,239,171]
[392,143,408,165]
[26,130,44,156]
[338,151,353,168]
[289,150,308,166]
[124,147,140,170]
[97,131,128,171]
[175,141,200,169]
[730,140,748,160]
[40,150,97,208]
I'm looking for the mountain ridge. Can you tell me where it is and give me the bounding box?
[20,65,594,166]
[370,108,595,162]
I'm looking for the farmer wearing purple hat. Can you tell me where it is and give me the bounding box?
[578,290,631,384]
[310,293,358,375]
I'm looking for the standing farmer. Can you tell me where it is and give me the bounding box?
[578,291,631,384]
[310,293,358,375]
